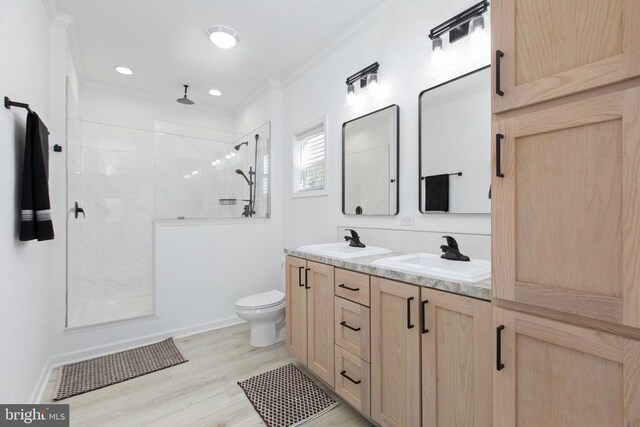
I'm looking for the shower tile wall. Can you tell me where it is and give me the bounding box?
[154,133,246,219]
[67,120,154,327]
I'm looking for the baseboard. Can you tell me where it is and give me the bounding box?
[33,316,245,403]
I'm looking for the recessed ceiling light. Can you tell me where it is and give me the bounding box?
[209,89,222,97]
[115,66,133,75]
[207,25,240,49]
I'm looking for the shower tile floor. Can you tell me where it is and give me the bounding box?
[42,323,369,426]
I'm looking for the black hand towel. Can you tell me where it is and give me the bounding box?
[19,112,54,241]
[424,174,449,212]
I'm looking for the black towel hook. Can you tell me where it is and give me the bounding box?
[421,172,462,180]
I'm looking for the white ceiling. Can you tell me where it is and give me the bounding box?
[57,0,387,111]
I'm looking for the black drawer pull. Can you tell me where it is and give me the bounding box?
[338,283,360,292]
[496,133,505,178]
[340,370,361,385]
[304,268,311,289]
[496,50,505,96]
[340,321,361,332]
[298,266,305,287]
[496,325,505,371]
[407,297,415,329]
[420,300,429,334]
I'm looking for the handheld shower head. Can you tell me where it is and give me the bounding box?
[235,168,251,185]
[234,141,249,150]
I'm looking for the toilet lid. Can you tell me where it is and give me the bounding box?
[236,290,285,309]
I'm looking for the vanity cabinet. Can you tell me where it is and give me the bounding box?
[421,288,492,427]
[285,257,335,386]
[492,88,640,330]
[491,0,640,112]
[493,307,640,426]
[370,277,421,427]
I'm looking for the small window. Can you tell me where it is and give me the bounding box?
[292,123,326,195]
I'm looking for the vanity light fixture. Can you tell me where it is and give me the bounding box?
[429,0,489,44]
[430,37,448,71]
[345,62,380,106]
[467,15,490,54]
[207,25,240,49]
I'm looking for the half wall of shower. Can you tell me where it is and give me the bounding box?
[66,119,271,328]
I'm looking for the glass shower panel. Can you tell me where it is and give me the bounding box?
[66,119,155,328]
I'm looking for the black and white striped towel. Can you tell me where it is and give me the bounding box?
[19,111,54,241]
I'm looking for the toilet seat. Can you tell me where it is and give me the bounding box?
[235,290,285,310]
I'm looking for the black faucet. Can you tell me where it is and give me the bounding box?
[344,229,366,248]
[440,236,470,262]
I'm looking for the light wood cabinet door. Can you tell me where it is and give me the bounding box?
[492,88,640,329]
[421,289,492,427]
[371,277,421,427]
[493,307,640,426]
[306,260,335,386]
[335,345,371,418]
[492,0,640,112]
[286,256,307,364]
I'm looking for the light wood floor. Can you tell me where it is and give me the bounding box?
[42,323,371,427]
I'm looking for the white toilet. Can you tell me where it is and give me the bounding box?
[235,290,286,347]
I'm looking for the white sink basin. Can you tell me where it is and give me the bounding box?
[296,243,392,260]
[372,253,491,284]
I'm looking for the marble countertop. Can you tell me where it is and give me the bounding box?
[284,248,491,301]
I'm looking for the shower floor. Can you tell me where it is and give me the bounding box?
[67,293,154,328]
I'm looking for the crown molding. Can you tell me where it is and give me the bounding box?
[282,0,397,88]
[231,78,283,116]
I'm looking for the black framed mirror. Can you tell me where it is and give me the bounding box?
[418,65,491,214]
[342,104,399,216]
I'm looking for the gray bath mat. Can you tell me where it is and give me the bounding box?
[237,363,338,427]
[54,338,187,400]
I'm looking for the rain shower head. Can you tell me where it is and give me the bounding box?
[177,84,194,105]
[234,141,249,150]
[235,168,251,185]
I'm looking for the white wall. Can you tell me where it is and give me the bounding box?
[282,0,491,250]
[0,0,57,403]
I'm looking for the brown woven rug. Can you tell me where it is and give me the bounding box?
[54,338,187,400]
[237,363,338,427]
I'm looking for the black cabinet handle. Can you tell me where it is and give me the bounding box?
[496,325,505,371]
[304,268,311,289]
[340,370,361,385]
[496,134,505,178]
[340,321,361,332]
[420,300,429,334]
[495,50,505,96]
[298,266,305,287]
[338,283,360,292]
[407,297,415,329]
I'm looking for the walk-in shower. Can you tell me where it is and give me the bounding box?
[66,119,271,328]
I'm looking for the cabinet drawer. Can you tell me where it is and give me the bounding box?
[335,345,370,418]
[335,297,370,361]
[335,268,370,306]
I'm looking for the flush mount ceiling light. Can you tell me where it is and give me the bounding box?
[208,89,222,96]
[207,25,240,49]
[115,66,133,75]
[345,62,380,107]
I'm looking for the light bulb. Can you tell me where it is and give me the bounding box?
[430,37,449,71]
[468,16,490,56]
[346,84,357,107]
[225,154,232,159]
[367,73,380,97]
